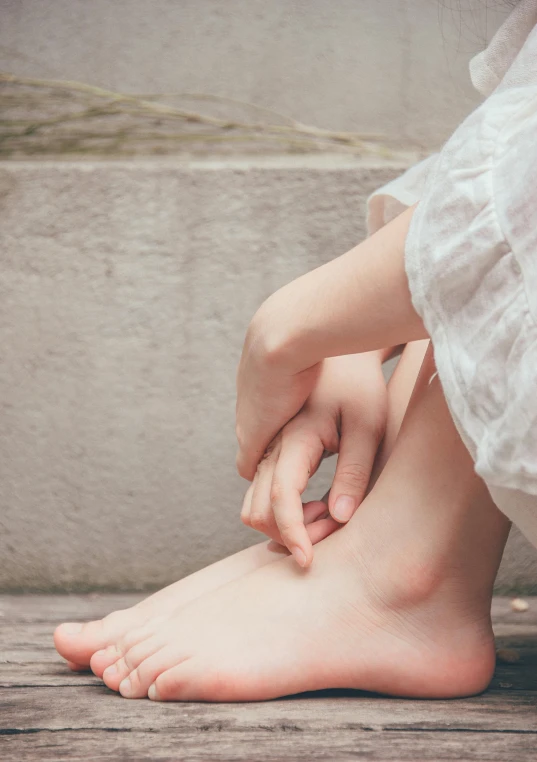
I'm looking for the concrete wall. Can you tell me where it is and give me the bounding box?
[1,159,536,593]
[1,2,535,592]
[0,0,509,149]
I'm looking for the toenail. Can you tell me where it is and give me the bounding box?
[104,664,117,677]
[333,495,355,523]
[119,678,132,696]
[148,684,160,701]
[61,623,83,635]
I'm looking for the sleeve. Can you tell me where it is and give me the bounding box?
[404,68,537,504]
[366,154,439,235]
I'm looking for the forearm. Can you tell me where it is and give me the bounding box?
[258,207,426,372]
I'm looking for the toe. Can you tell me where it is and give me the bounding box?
[115,617,166,656]
[102,632,166,691]
[66,660,90,673]
[102,657,130,692]
[148,658,198,701]
[90,645,121,678]
[54,620,105,665]
[123,638,165,672]
[54,608,142,666]
[119,647,186,699]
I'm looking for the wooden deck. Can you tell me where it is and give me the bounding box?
[1,595,537,761]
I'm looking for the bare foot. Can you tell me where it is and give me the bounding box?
[54,541,283,673]
[100,350,509,702]
[102,509,496,702]
[54,500,335,673]
[78,345,428,678]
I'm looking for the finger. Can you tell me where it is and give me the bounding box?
[236,363,322,481]
[248,439,283,542]
[329,417,378,524]
[306,516,340,544]
[267,513,339,552]
[266,499,329,553]
[271,426,325,567]
[303,499,329,525]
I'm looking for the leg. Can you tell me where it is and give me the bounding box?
[55,342,428,671]
[105,345,509,701]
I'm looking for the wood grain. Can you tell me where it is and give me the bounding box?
[1,595,536,761]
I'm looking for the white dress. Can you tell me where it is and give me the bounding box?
[368,0,537,548]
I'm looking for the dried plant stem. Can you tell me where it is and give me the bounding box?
[0,72,391,156]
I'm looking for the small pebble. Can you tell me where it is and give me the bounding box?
[499,682,513,689]
[510,597,529,613]
[496,648,521,664]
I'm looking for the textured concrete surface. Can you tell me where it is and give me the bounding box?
[0,0,509,149]
[0,158,536,592]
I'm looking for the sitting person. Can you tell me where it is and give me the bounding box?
[55,0,537,701]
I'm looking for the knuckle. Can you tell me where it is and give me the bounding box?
[269,480,284,508]
[249,510,270,531]
[336,462,371,493]
[274,516,302,536]
[282,424,318,453]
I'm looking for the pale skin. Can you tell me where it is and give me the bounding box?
[236,206,427,564]
[54,207,509,701]
[54,339,419,672]
[57,342,509,701]
[240,350,389,561]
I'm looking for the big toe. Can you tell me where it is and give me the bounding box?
[54,621,101,665]
[54,609,140,666]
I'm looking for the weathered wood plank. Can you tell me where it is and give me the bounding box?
[0,594,144,623]
[1,594,536,762]
[2,729,537,762]
[490,597,537,625]
[2,686,537,733]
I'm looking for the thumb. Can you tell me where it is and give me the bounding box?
[328,419,378,524]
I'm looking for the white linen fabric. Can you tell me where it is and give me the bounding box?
[367,0,537,547]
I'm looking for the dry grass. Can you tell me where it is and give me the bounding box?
[0,72,396,158]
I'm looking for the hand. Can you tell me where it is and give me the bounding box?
[236,207,424,482]
[235,294,322,482]
[240,352,388,567]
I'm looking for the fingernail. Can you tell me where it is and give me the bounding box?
[61,623,83,635]
[148,683,160,701]
[333,495,355,523]
[119,678,131,696]
[104,664,117,677]
[291,546,307,567]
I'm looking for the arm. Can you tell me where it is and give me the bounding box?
[236,206,427,481]
[251,206,425,373]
